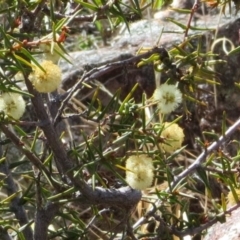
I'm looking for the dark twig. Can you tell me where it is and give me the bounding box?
[34,202,59,240]
[126,221,138,240]
[171,117,240,190]
[81,47,168,83]
[42,6,108,22]
[41,1,140,23]
[0,124,62,192]
[53,72,86,126]
[183,0,200,40]
[170,202,240,237]
[133,117,240,231]
[23,74,142,208]
[0,226,12,240]
[55,47,168,124]
[0,144,33,240]
[148,198,240,238]
[33,0,48,16]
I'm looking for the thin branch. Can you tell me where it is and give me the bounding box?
[41,1,140,23]
[0,124,62,192]
[170,202,240,237]
[0,226,12,240]
[133,117,240,230]
[171,117,240,190]
[56,47,169,124]
[126,221,138,240]
[75,186,141,208]
[0,146,33,240]
[33,0,48,16]
[24,74,142,208]
[34,202,59,240]
[53,72,86,126]
[183,0,201,40]
[82,47,169,83]
[24,76,76,172]
[0,127,60,240]
[42,6,108,22]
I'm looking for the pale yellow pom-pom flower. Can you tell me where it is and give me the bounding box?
[152,84,182,114]
[160,122,184,153]
[29,60,62,93]
[0,92,26,120]
[125,155,154,190]
[39,33,64,63]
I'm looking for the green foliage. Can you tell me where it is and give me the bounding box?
[1,0,240,239]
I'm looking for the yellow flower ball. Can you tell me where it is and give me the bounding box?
[0,92,26,120]
[160,122,184,153]
[29,60,62,93]
[125,155,154,190]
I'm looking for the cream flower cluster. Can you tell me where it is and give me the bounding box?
[160,122,184,153]
[39,33,63,63]
[0,92,26,119]
[29,60,62,93]
[152,83,182,114]
[40,43,62,64]
[125,154,154,190]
